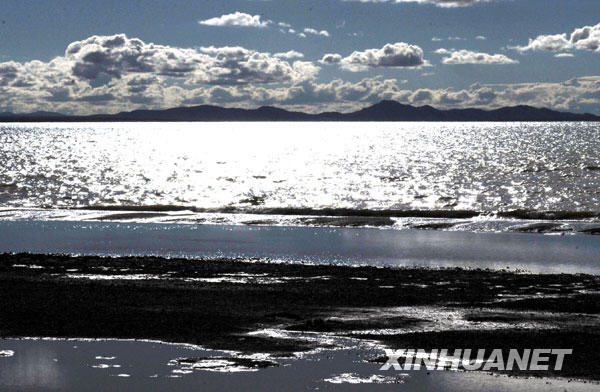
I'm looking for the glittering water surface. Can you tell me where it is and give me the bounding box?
[1,122,599,212]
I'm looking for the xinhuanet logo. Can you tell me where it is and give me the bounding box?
[380,349,573,371]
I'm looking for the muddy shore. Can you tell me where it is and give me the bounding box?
[1,253,599,380]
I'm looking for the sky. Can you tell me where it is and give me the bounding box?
[0,0,599,114]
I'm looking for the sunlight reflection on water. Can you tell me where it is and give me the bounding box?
[1,122,599,213]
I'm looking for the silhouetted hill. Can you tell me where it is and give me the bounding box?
[86,105,313,121]
[1,101,598,122]
[344,101,445,121]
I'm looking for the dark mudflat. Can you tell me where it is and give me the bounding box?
[1,253,599,380]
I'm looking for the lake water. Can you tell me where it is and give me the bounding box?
[1,122,599,216]
[0,339,596,392]
[2,122,600,271]
[1,221,600,273]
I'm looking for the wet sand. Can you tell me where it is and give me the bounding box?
[1,253,600,382]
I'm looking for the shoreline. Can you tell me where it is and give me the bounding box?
[3,206,600,229]
[1,253,599,381]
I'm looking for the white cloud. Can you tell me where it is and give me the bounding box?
[475,35,486,40]
[199,75,600,115]
[340,42,427,71]
[303,28,330,37]
[319,53,342,64]
[396,0,483,6]
[571,23,600,51]
[0,62,21,86]
[436,49,518,64]
[319,53,343,64]
[199,12,270,28]
[324,76,600,115]
[343,0,487,8]
[514,33,570,52]
[0,34,322,114]
[1,35,599,116]
[2,68,600,115]
[432,36,467,42]
[59,34,318,86]
[197,45,319,84]
[272,22,329,39]
[513,23,600,53]
[554,53,574,58]
[274,50,304,59]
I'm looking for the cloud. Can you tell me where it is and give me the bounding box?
[433,36,466,42]
[77,92,116,103]
[396,0,483,6]
[0,34,322,114]
[273,21,329,39]
[274,50,304,59]
[436,49,518,64]
[554,53,574,58]
[249,76,600,115]
[513,34,570,52]
[433,35,483,43]
[303,28,330,37]
[199,12,270,28]
[2,69,600,115]
[513,22,600,53]
[61,35,319,87]
[197,46,319,84]
[570,23,600,51]
[340,42,427,71]
[0,35,599,115]
[319,53,343,64]
[0,62,21,86]
[343,0,487,8]
[325,76,600,115]
[65,35,200,83]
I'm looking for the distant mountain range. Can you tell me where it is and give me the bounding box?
[1,101,598,122]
